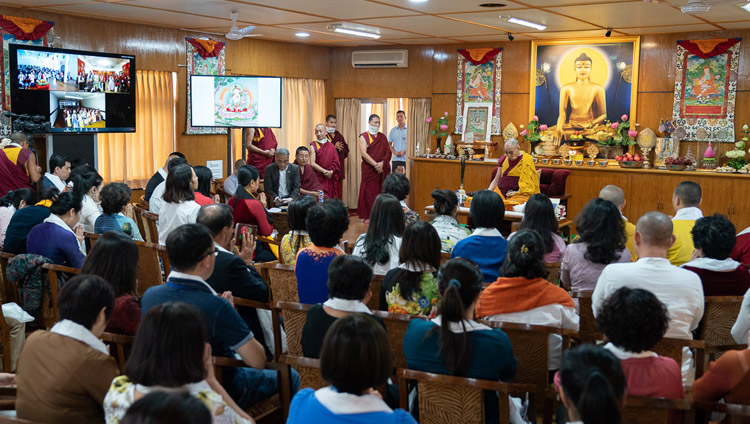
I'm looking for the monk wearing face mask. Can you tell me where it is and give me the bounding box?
[357,114,391,221]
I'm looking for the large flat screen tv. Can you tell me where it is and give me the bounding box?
[190,75,281,128]
[9,44,136,133]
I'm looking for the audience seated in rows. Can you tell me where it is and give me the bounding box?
[561,198,630,292]
[144,151,184,203]
[599,184,637,262]
[682,213,750,296]
[26,191,86,268]
[509,193,566,263]
[73,170,104,234]
[668,181,703,266]
[149,156,188,214]
[2,187,58,254]
[193,165,217,206]
[223,158,245,197]
[429,189,469,253]
[379,220,441,316]
[198,203,272,358]
[41,153,71,193]
[95,182,143,241]
[120,391,211,424]
[353,193,404,275]
[264,148,300,205]
[103,302,251,423]
[450,189,506,283]
[0,188,35,249]
[295,199,348,304]
[557,345,626,424]
[81,231,141,335]
[16,275,120,423]
[404,258,517,424]
[302,255,384,359]
[289,314,415,424]
[593,211,704,385]
[157,163,200,246]
[477,229,578,370]
[280,196,315,265]
[228,164,275,262]
[596,287,684,399]
[142,223,299,408]
[382,172,419,225]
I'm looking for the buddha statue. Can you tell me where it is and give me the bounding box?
[552,53,607,144]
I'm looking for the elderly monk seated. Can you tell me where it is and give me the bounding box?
[488,138,540,203]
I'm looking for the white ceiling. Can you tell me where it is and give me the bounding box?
[3,0,750,46]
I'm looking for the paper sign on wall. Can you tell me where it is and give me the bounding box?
[207,160,223,179]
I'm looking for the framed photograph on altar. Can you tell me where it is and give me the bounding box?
[529,37,640,143]
[461,102,492,142]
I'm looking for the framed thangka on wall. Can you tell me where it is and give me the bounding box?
[186,38,227,135]
[461,102,492,142]
[530,37,640,145]
[672,38,740,142]
[455,48,502,136]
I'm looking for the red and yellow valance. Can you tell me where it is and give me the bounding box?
[0,15,53,41]
[187,38,225,59]
[458,47,502,65]
[677,38,740,59]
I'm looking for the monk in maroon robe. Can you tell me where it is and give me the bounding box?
[326,115,349,199]
[294,146,325,196]
[357,114,391,220]
[0,133,41,194]
[310,124,341,199]
[245,127,277,179]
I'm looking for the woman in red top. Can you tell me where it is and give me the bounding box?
[80,230,141,335]
[228,165,273,237]
[193,166,216,207]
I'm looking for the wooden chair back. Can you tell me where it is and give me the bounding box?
[265,262,298,303]
[372,310,425,371]
[140,210,159,245]
[137,195,149,210]
[545,262,561,285]
[622,396,693,424]
[279,355,326,391]
[700,296,745,352]
[0,297,12,373]
[398,368,537,424]
[365,274,383,311]
[570,291,603,343]
[132,204,149,243]
[100,332,135,373]
[274,301,311,357]
[216,183,231,204]
[40,264,80,329]
[651,336,706,378]
[0,253,18,304]
[440,251,451,265]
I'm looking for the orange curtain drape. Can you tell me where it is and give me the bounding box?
[97,70,176,186]
[275,78,326,153]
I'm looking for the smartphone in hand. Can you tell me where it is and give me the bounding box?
[234,223,258,247]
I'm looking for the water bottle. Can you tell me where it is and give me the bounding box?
[318,190,324,203]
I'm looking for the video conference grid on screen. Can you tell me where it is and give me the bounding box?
[190,75,282,128]
[10,45,136,133]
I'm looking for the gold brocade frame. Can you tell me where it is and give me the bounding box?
[529,37,640,134]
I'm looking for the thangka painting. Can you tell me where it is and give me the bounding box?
[213,76,259,127]
[530,37,640,145]
[455,48,502,135]
[186,38,226,135]
[672,38,740,142]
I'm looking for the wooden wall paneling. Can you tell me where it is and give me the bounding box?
[638,34,677,93]
[500,41,531,96]
[627,173,687,221]
[432,45,459,93]
[226,38,330,80]
[634,92,673,137]
[698,176,734,218]
[565,169,629,221]
[430,93,457,151]
[731,180,750,232]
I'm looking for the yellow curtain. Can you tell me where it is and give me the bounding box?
[97,70,176,186]
[384,98,408,138]
[337,98,361,208]
[275,78,326,154]
[406,98,431,208]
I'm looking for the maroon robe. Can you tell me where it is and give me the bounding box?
[357,131,391,220]
[0,145,34,194]
[310,140,341,199]
[246,127,277,179]
[496,155,522,196]
[328,131,349,200]
[297,162,324,194]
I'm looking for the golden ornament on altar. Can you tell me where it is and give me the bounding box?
[558,143,570,157]
[637,127,657,150]
[586,144,599,160]
[503,122,519,140]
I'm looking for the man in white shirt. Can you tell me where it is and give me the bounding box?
[593,211,704,384]
[223,158,245,196]
[388,110,407,174]
[149,156,188,214]
[144,152,184,202]
[41,153,71,193]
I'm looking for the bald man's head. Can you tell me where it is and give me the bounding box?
[599,185,625,209]
[636,212,674,248]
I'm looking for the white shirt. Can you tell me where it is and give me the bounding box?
[673,206,703,221]
[149,181,166,214]
[352,234,402,275]
[157,200,201,247]
[732,290,750,345]
[278,166,289,198]
[224,174,239,196]
[80,194,102,234]
[44,172,66,192]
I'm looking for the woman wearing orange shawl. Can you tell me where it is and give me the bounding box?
[477,229,578,370]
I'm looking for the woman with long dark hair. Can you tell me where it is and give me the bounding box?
[429,189,469,253]
[280,196,316,265]
[510,193,565,263]
[560,198,629,292]
[477,229,578,370]
[403,258,517,423]
[2,187,58,254]
[26,192,85,268]
[228,165,273,237]
[81,230,140,335]
[0,188,36,249]
[352,194,404,275]
[72,170,103,234]
[157,164,201,246]
[193,165,216,206]
[379,220,441,316]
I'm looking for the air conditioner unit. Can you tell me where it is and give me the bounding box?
[351,49,408,68]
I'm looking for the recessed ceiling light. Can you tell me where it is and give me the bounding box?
[479,3,506,7]
[501,16,547,31]
[295,32,310,37]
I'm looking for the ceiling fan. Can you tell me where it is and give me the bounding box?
[181,11,263,40]
[645,0,750,13]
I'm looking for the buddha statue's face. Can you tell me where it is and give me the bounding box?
[574,60,592,82]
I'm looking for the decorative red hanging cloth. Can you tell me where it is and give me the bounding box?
[677,38,740,59]
[458,48,502,65]
[0,15,53,41]
[187,38,226,59]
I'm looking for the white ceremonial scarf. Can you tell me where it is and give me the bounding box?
[315,386,392,414]
[431,316,491,333]
[683,257,741,272]
[323,297,371,314]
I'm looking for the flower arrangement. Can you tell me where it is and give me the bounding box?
[426,111,450,139]
[725,124,749,171]
[521,115,545,144]
[599,114,638,146]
